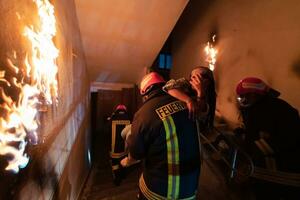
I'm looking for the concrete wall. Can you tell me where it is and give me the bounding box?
[171,0,300,126]
[0,0,90,199]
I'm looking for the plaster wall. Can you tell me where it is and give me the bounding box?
[171,0,300,126]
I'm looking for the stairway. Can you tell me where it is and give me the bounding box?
[80,157,141,200]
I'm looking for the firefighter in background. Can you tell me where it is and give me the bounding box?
[235,77,300,199]
[108,104,131,186]
[125,72,201,199]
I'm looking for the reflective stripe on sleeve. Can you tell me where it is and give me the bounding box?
[112,164,120,170]
[111,120,130,153]
[110,151,127,158]
[254,138,274,155]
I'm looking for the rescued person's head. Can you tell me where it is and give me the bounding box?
[191,66,216,130]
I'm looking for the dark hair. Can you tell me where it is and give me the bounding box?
[193,66,217,131]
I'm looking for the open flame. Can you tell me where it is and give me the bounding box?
[204,35,218,71]
[0,0,59,173]
[24,0,59,104]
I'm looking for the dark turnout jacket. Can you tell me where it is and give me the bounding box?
[127,89,200,199]
[241,95,300,173]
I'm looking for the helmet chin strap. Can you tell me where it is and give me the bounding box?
[141,85,154,102]
[237,96,252,107]
[142,85,164,103]
[142,95,149,102]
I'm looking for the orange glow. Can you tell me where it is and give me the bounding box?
[24,0,59,104]
[204,35,218,71]
[0,0,58,173]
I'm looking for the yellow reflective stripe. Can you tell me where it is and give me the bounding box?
[139,175,196,200]
[110,151,127,158]
[112,120,131,125]
[182,195,197,200]
[169,117,180,198]
[112,165,120,170]
[253,167,300,187]
[163,118,173,198]
[111,122,116,151]
[255,138,277,170]
[259,139,274,154]
[255,139,274,155]
[163,116,180,199]
[265,157,277,171]
[111,120,130,152]
[139,175,164,200]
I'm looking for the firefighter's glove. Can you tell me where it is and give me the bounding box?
[120,156,140,167]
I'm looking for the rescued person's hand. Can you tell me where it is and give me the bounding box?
[189,74,202,97]
[120,155,140,167]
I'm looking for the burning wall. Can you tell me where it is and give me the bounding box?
[0,0,90,199]
[171,0,300,127]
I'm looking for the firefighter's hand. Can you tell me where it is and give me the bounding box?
[120,156,140,167]
[120,157,128,167]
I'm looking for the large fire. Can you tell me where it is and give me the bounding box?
[204,35,218,71]
[0,0,58,173]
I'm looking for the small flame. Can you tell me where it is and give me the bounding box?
[204,35,218,71]
[0,0,59,173]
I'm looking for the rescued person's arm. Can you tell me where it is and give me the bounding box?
[163,78,197,119]
[163,78,190,92]
[168,89,196,119]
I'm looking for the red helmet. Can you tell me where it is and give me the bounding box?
[116,104,127,111]
[140,72,165,95]
[236,77,269,96]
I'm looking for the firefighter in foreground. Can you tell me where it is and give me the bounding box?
[121,66,216,167]
[108,104,131,185]
[125,72,201,199]
[235,77,300,199]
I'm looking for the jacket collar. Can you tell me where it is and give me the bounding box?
[143,89,165,104]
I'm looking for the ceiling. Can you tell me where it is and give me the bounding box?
[74,0,188,84]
